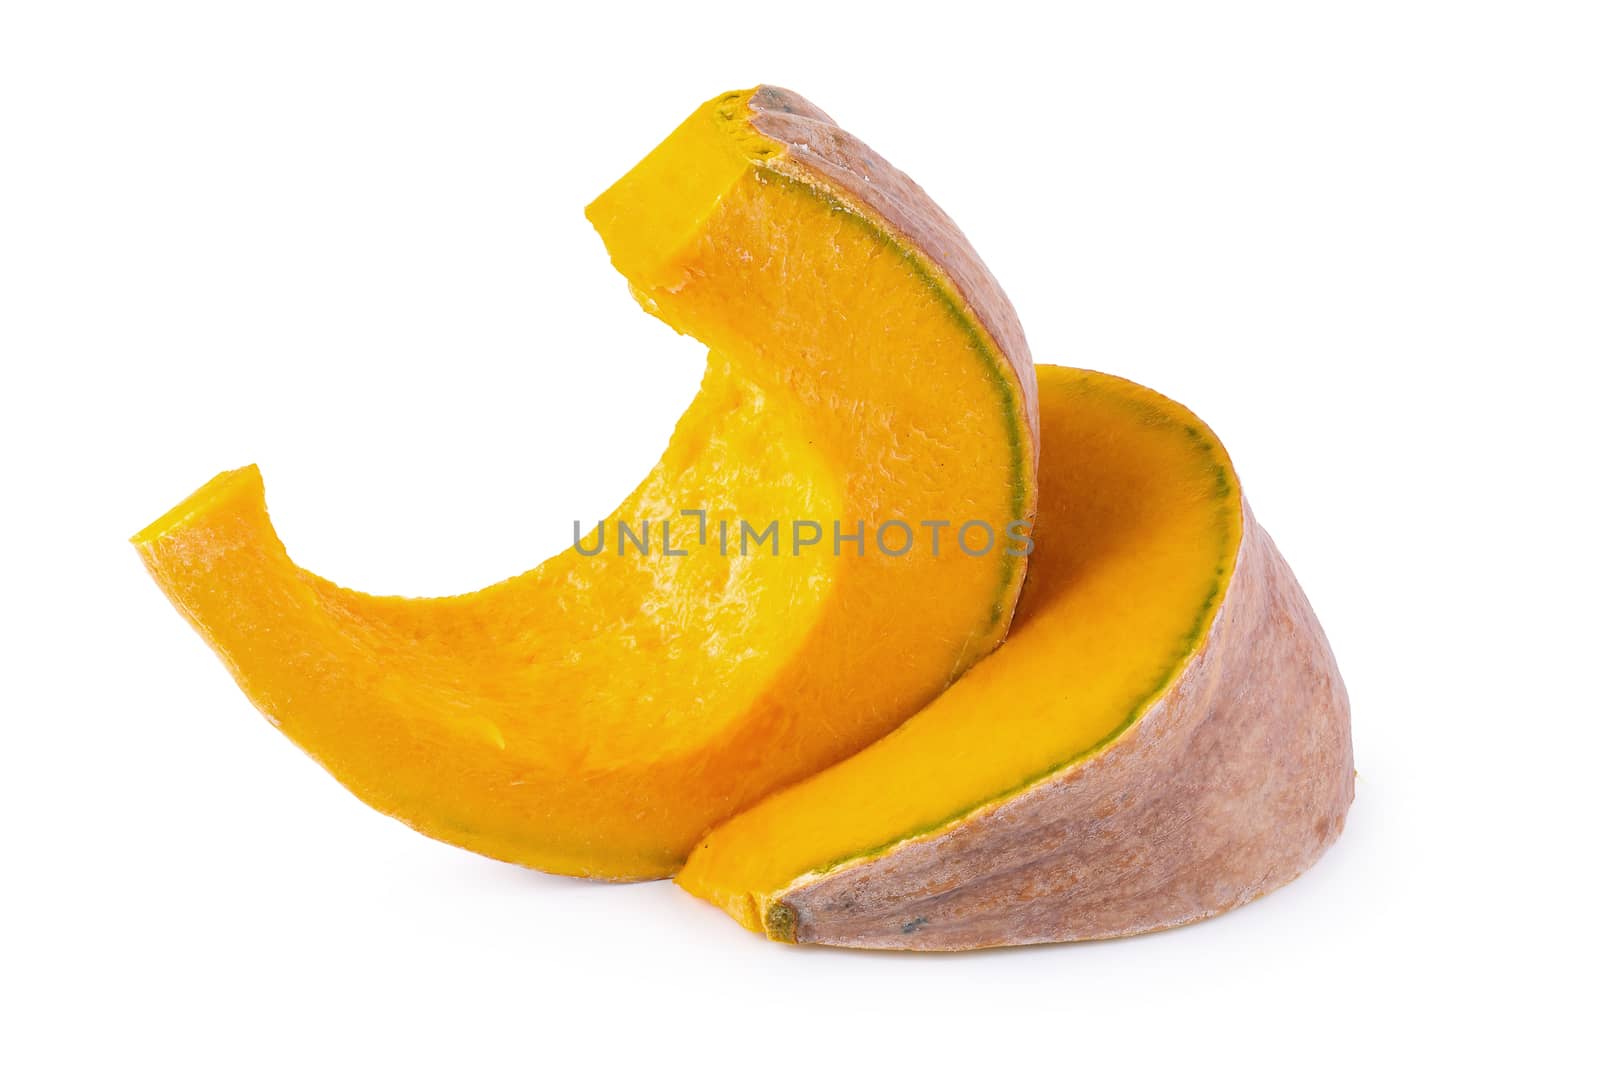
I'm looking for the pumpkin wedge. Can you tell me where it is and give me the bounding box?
[133,86,1038,881]
[678,366,1354,947]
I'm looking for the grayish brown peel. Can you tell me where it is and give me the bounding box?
[772,505,1355,949]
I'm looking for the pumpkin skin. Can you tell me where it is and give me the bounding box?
[133,87,1038,881]
[677,366,1354,948]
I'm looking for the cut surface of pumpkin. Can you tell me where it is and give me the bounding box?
[678,366,1353,947]
[134,86,1038,880]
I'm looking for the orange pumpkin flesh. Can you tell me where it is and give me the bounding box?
[677,367,1353,947]
[134,87,1038,880]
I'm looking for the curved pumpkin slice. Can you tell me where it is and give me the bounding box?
[133,86,1039,881]
[678,366,1354,947]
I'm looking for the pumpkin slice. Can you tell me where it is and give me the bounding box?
[678,366,1354,947]
[133,86,1038,881]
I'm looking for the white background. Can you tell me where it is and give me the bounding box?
[3,2,1596,1062]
